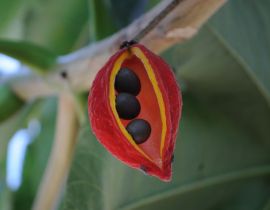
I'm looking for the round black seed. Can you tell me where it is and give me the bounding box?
[126,119,151,144]
[116,93,140,120]
[115,68,141,96]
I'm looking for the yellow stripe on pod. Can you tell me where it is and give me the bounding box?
[132,47,167,157]
[109,50,152,162]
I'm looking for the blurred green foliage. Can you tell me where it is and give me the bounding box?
[0,101,40,210]
[0,40,57,71]
[13,98,57,210]
[0,84,24,123]
[0,0,270,210]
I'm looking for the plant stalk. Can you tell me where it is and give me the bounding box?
[32,93,78,210]
[10,0,227,101]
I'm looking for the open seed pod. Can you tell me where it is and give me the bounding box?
[88,42,182,181]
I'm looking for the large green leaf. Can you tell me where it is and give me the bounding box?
[23,0,89,54]
[164,32,270,145]
[61,0,270,209]
[208,0,270,104]
[61,97,270,210]
[0,0,90,53]
[164,4,270,145]
[0,40,57,70]
[0,0,155,56]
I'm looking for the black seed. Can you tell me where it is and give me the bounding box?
[116,93,140,120]
[115,68,141,96]
[126,119,151,144]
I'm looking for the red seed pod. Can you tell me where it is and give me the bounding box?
[88,42,182,181]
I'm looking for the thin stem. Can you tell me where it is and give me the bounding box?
[32,93,78,210]
[133,0,183,41]
[10,0,227,100]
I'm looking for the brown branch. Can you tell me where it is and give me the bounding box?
[32,93,78,210]
[10,0,227,101]
[133,0,182,41]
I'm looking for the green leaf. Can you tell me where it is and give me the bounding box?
[0,40,57,70]
[0,0,22,29]
[0,84,24,123]
[262,197,270,210]
[208,0,270,104]
[0,0,90,53]
[0,188,12,210]
[163,5,270,145]
[23,0,89,54]
[0,0,26,38]
[61,97,270,210]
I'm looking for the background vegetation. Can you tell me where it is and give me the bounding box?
[0,0,270,210]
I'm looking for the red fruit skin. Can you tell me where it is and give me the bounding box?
[88,44,182,181]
